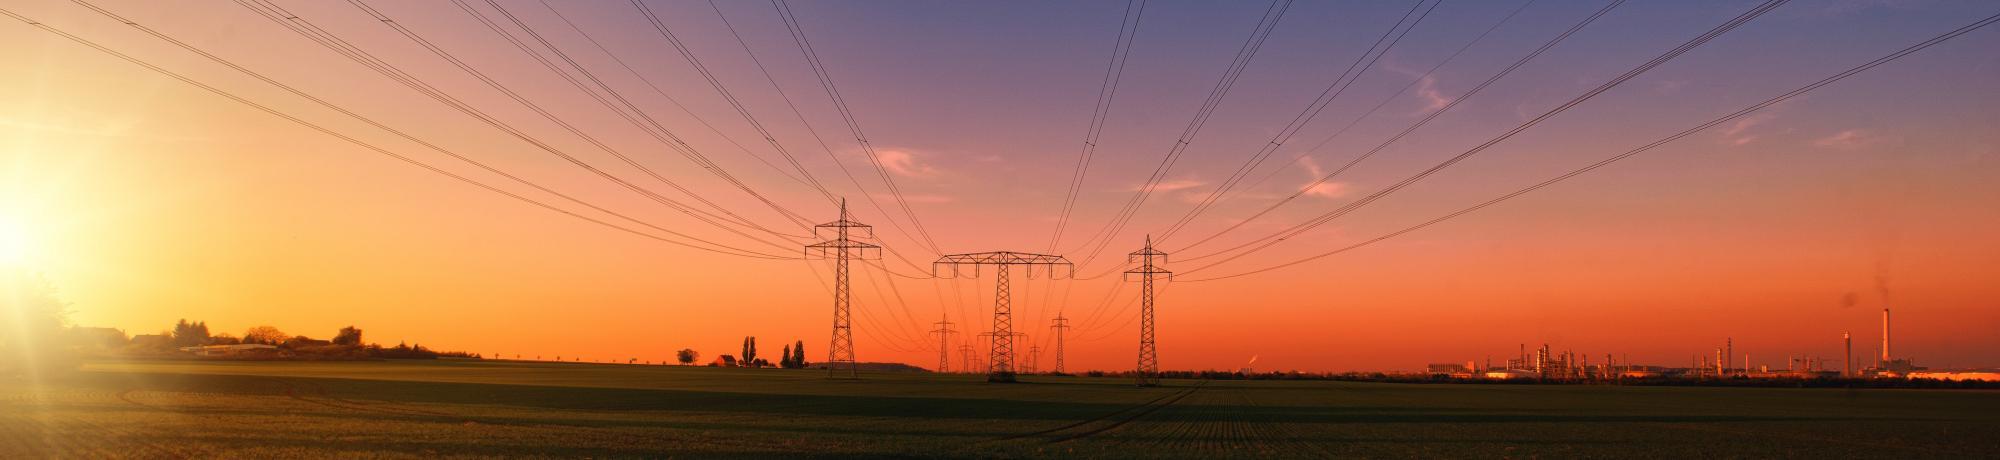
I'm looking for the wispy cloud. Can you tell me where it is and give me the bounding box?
[873,149,939,177]
[1382,60,1450,114]
[1720,113,1777,146]
[1296,157,1350,199]
[1132,178,1205,193]
[1813,129,1889,150]
[1412,75,1450,113]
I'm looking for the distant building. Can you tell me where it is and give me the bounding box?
[1907,370,2000,382]
[130,334,174,350]
[1483,369,1538,380]
[708,355,739,367]
[1871,359,1926,377]
[1427,363,1472,377]
[1618,369,1663,379]
[178,344,276,356]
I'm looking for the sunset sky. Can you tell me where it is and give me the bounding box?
[3,0,1996,372]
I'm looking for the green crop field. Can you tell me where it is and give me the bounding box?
[2,360,1996,458]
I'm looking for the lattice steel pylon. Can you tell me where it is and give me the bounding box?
[934,252,1073,382]
[1051,315,1070,374]
[1027,345,1042,374]
[1126,236,1171,387]
[805,200,880,379]
[930,315,956,373]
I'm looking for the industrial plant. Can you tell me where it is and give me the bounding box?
[1433,305,1998,382]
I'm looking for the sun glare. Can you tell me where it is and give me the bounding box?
[0,215,30,267]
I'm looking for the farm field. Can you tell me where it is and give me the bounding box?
[2,360,1997,458]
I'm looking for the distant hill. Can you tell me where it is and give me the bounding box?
[808,362,930,373]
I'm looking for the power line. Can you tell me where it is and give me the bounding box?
[1170,0,1609,256]
[241,0,804,252]
[1218,0,1537,222]
[1182,0,1800,278]
[772,0,948,255]
[347,0,807,245]
[0,5,793,259]
[1182,9,2000,282]
[1048,0,1148,253]
[605,0,841,215]
[1064,0,1295,272]
[1155,0,1440,243]
[698,0,942,276]
[532,0,816,194]
[472,0,821,232]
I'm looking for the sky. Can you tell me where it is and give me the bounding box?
[2,0,1996,372]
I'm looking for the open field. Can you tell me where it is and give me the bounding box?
[2,360,1996,458]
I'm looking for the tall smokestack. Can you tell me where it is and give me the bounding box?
[1844,332,1853,377]
[1881,308,1891,362]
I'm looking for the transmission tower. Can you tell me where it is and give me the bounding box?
[1051,315,1070,374]
[958,344,975,373]
[1027,345,1042,374]
[978,331,1029,377]
[805,200,880,379]
[1126,236,1170,387]
[935,252,1073,382]
[930,315,956,373]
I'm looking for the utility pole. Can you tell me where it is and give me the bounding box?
[934,252,1073,383]
[1125,236,1170,387]
[1050,315,1070,374]
[930,315,956,373]
[806,200,880,379]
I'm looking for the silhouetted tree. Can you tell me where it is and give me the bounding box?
[793,340,807,368]
[676,348,698,366]
[207,333,241,346]
[171,319,210,347]
[332,326,363,346]
[242,326,286,345]
[741,337,758,368]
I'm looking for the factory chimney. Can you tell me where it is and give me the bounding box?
[1843,332,1853,377]
[1726,338,1734,374]
[1880,307,1891,363]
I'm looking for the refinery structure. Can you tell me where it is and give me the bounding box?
[1431,305,1998,382]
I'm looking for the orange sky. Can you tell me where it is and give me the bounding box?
[3,0,1997,372]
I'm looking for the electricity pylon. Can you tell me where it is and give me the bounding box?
[958,344,975,373]
[806,200,879,379]
[978,331,1029,376]
[935,252,1073,382]
[1051,315,1070,374]
[930,315,956,373]
[1126,236,1170,387]
[1027,345,1042,374]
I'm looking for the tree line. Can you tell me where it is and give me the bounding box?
[673,336,808,368]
